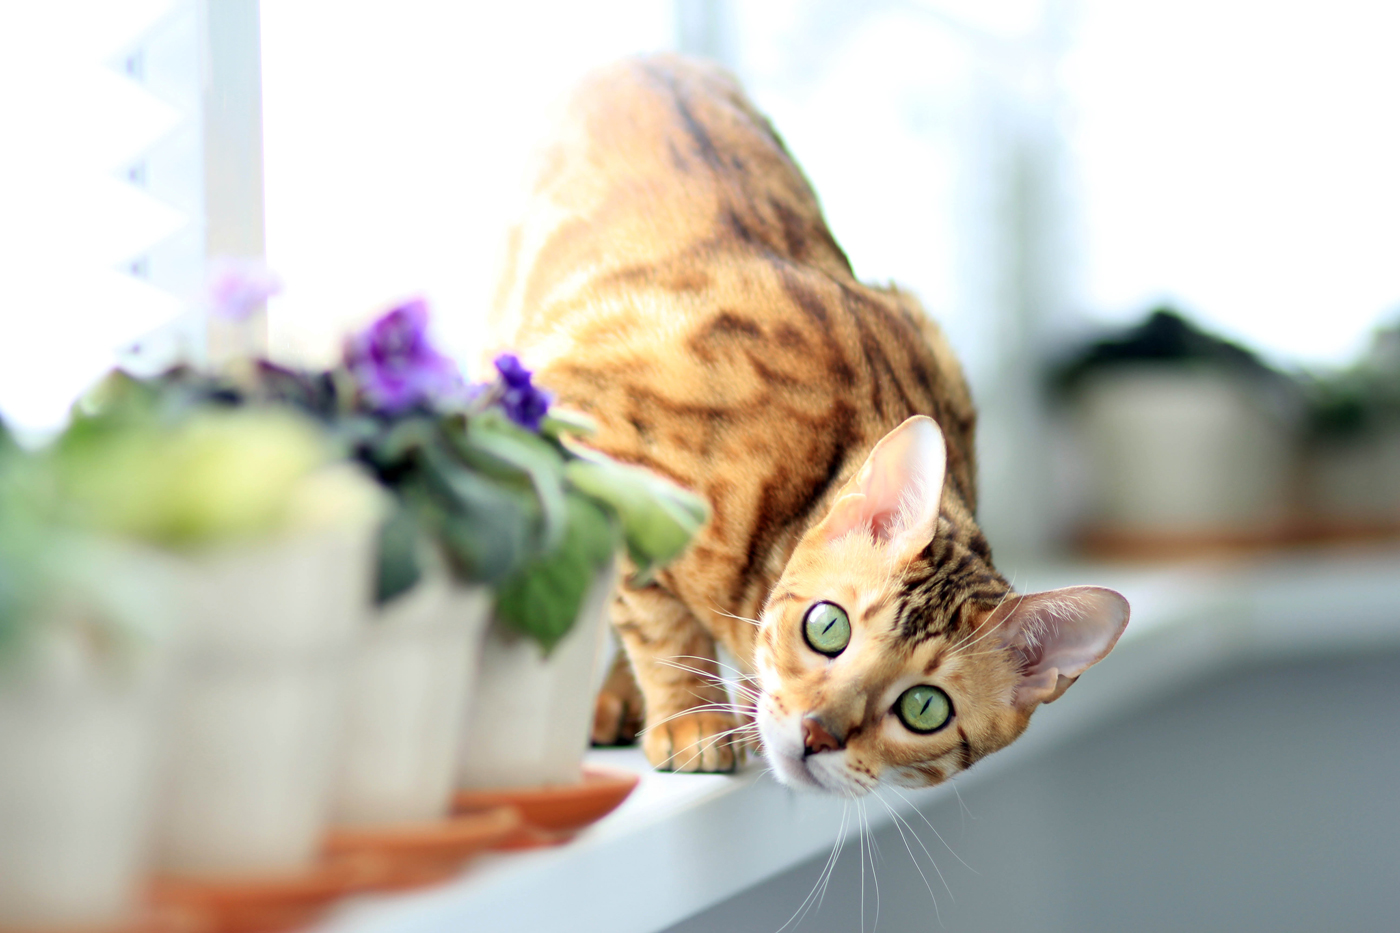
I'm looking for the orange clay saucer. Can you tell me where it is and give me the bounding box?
[148,806,522,933]
[452,765,639,848]
[147,856,386,933]
[322,806,521,889]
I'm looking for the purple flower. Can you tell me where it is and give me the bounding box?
[493,354,551,431]
[207,257,281,320]
[344,299,463,414]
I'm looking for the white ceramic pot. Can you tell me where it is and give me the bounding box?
[0,667,161,930]
[0,543,173,930]
[1075,368,1294,535]
[457,562,616,789]
[152,524,374,877]
[1307,426,1400,527]
[331,578,492,826]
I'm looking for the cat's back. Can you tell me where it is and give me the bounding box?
[493,54,977,618]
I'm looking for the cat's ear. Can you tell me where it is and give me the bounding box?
[991,586,1130,711]
[816,415,946,562]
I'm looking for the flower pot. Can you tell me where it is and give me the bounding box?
[331,579,492,826]
[0,544,173,930]
[457,562,617,789]
[1306,425,1400,531]
[152,524,374,878]
[1075,368,1294,537]
[0,680,160,930]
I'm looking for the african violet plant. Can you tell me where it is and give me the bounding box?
[84,299,707,652]
[335,299,708,651]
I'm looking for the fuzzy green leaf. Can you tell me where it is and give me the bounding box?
[494,492,618,653]
[414,447,539,584]
[375,503,423,606]
[453,414,569,552]
[563,456,708,581]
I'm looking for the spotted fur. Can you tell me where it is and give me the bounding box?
[492,55,1127,788]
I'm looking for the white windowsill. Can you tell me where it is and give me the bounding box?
[321,543,1400,933]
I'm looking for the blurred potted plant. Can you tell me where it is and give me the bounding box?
[51,391,386,879]
[1300,319,1400,532]
[454,356,710,792]
[190,297,708,796]
[0,424,176,931]
[127,297,705,820]
[1052,308,1299,552]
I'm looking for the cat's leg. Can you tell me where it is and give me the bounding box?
[591,651,644,746]
[611,584,742,773]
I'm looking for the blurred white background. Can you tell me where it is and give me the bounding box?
[2,0,1398,420]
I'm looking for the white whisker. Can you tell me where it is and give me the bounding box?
[708,602,762,628]
[776,800,848,933]
[872,790,946,925]
[887,787,978,875]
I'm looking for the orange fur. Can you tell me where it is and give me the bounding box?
[492,55,1127,788]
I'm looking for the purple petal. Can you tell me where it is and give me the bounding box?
[207,257,281,321]
[344,298,464,414]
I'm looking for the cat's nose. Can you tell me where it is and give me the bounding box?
[802,716,843,756]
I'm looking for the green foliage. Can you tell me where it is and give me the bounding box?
[0,451,42,660]
[1300,321,1400,438]
[64,361,711,650]
[563,455,709,583]
[375,504,423,605]
[52,405,331,549]
[494,492,617,653]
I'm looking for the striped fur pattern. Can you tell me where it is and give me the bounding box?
[493,55,1127,791]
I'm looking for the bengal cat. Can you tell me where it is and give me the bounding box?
[491,55,1129,794]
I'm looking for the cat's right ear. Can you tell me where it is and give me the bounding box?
[990,586,1130,712]
[814,415,946,563]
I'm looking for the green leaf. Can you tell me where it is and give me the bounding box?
[0,417,16,460]
[563,456,708,582]
[494,491,618,653]
[539,407,598,440]
[415,447,539,583]
[372,416,437,467]
[453,414,569,552]
[375,503,423,606]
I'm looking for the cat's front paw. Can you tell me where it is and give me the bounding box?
[644,710,743,773]
[591,657,645,746]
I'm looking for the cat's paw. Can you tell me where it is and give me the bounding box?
[643,710,743,773]
[592,683,644,746]
[592,654,645,746]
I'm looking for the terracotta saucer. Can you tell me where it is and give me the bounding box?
[452,765,640,847]
[147,854,386,933]
[322,806,521,889]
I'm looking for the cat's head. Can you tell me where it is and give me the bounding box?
[753,416,1128,795]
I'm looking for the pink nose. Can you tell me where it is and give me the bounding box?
[802,717,842,756]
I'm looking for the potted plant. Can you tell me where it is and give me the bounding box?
[452,359,711,792]
[50,390,386,878]
[0,426,176,931]
[1052,308,1299,551]
[280,301,708,800]
[117,296,705,829]
[1300,319,1400,533]
[172,297,708,801]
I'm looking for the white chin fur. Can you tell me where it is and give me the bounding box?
[757,700,872,796]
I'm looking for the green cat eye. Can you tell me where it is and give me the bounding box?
[896,685,952,734]
[802,602,851,657]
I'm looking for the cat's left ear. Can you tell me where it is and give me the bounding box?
[991,586,1130,711]
[814,415,946,563]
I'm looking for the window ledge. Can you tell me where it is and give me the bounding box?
[322,543,1400,933]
